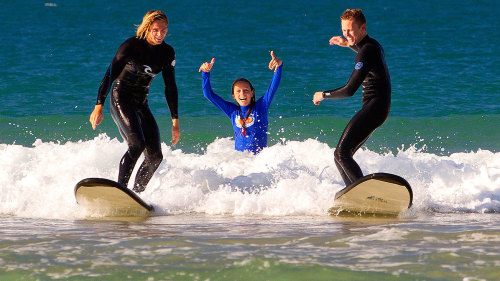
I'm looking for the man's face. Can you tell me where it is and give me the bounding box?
[341,19,366,46]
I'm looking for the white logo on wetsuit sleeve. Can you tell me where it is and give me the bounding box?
[171,59,176,67]
[355,62,363,70]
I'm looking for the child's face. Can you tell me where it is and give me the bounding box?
[232,81,254,107]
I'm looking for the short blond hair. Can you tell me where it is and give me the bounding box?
[340,9,366,27]
[136,10,168,39]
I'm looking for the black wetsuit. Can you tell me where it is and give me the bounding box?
[96,36,178,192]
[322,35,391,186]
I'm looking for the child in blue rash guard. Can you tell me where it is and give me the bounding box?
[198,51,283,154]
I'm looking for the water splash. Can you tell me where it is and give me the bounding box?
[1,134,498,219]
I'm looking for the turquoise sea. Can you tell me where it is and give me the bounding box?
[1,0,499,280]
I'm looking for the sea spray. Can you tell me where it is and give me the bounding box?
[0,135,499,219]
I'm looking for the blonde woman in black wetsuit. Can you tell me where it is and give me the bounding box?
[89,10,180,193]
[313,9,391,187]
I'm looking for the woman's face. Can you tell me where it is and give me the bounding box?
[147,20,168,45]
[232,81,254,107]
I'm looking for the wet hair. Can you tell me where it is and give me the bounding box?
[136,10,168,39]
[232,78,256,104]
[340,9,366,27]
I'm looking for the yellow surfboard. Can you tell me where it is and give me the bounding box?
[330,173,413,216]
[75,178,154,217]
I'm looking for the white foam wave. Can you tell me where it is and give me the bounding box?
[0,134,499,219]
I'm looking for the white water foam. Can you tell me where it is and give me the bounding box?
[0,134,499,219]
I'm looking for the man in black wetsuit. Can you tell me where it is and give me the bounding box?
[89,10,180,193]
[313,9,391,187]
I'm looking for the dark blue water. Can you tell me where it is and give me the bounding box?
[2,0,499,116]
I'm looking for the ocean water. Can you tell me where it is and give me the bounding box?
[1,0,499,280]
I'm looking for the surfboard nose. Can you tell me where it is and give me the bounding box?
[75,178,154,218]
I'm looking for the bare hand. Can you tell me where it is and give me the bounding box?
[329,36,348,47]
[313,91,325,105]
[268,50,282,72]
[171,119,180,146]
[199,58,215,72]
[89,104,104,130]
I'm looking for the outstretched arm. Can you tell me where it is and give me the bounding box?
[313,67,364,106]
[312,37,349,105]
[262,50,283,106]
[199,58,237,118]
[313,44,373,105]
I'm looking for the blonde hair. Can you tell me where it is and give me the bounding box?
[136,10,168,39]
[340,9,366,27]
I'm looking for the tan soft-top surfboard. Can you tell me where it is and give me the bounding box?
[330,173,413,216]
[75,178,154,217]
